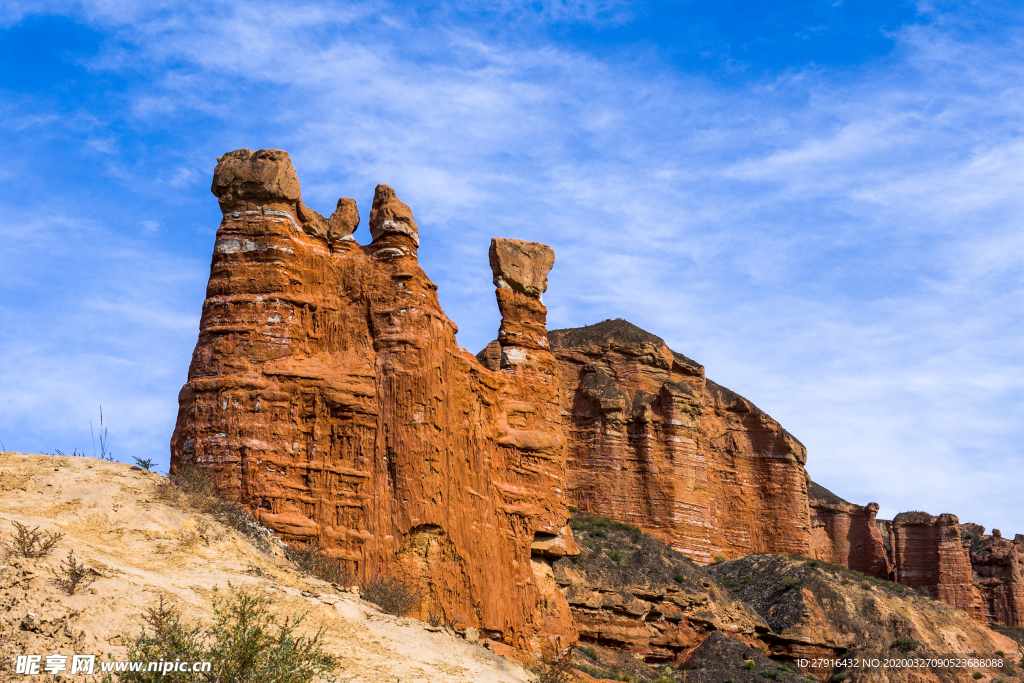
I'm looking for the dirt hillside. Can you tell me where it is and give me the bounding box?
[0,451,533,683]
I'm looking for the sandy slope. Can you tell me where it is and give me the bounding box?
[0,452,533,683]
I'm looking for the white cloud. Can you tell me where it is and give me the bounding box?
[2,0,1024,532]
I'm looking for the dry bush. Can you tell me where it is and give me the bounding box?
[2,521,64,558]
[285,542,354,586]
[51,550,97,595]
[158,465,272,550]
[361,575,423,617]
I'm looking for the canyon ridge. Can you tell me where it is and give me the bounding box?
[167,149,1022,677]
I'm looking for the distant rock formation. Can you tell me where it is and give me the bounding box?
[541,319,812,564]
[170,149,577,655]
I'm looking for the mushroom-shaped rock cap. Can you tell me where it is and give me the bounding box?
[328,197,360,241]
[369,184,418,246]
[489,238,555,298]
[212,149,302,207]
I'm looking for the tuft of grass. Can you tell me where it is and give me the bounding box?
[892,638,917,652]
[713,554,727,564]
[605,550,623,564]
[744,660,755,671]
[51,550,97,595]
[578,646,597,660]
[361,575,423,617]
[673,573,685,584]
[829,674,848,682]
[285,542,353,586]
[2,521,64,558]
[972,674,983,680]
[568,510,640,535]
[104,585,337,683]
[759,670,785,681]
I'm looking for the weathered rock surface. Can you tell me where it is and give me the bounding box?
[964,526,1024,627]
[808,481,891,579]
[545,319,812,565]
[709,555,1021,683]
[170,149,577,655]
[552,510,768,665]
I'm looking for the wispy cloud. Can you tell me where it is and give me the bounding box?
[2,0,1023,532]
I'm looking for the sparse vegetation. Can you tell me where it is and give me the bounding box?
[744,661,755,671]
[759,669,785,681]
[578,645,597,660]
[51,550,97,595]
[892,638,917,652]
[106,585,337,683]
[673,573,685,584]
[972,673,983,680]
[713,554,727,564]
[829,674,847,682]
[995,650,1005,657]
[133,457,156,470]
[285,542,353,586]
[157,464,271,547]
[361,575,423,617]
[778,576,800,591]
[2,520,64,558]
[91,406,113,461]
[568,509,640,535]
[606,550,623,563]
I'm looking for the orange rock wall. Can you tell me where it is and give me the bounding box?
[542,321,812,565]
[170,149,576,654]
[887,512,984,620]
[808,498,890,579]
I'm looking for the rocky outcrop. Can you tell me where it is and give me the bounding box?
[170,149,577,655]
[807,481,890,579]
[709,555,1021,683]
[887,512,985,620]
[552,510,768,664]
[964,526,1024,627]
[543,319,812,565]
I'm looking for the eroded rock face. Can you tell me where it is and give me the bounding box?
[887,512,985,620]
[553,511,768,664]
[170,149,576,655]
[545,319,812,565]
[965,527,1024,627]
[808,481,890,579]
[709,555,1020,683]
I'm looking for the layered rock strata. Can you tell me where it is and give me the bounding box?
[807,481,890,579]
[170,149,577,654]
[964,526,1024,627]
[539,319,812,565]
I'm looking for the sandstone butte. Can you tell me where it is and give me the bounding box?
[172,149,1021,663]
[170,149,577,656]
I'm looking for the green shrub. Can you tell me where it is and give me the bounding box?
[759,670,785,681]
[361,575,423,616]
[673,573,685,584]
[605,550,623,563]
[778,576,800,591]
[744,660,755,671]
[804,560,820,567]
[830,674,847,683]
[713,554,727,564]
[105,585,336,683]
[995,650,1005,657]
[892,638,917,652]
[578,646,597,660]
[972,674,982,680]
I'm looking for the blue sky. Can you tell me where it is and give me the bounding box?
[2,0,1022,535]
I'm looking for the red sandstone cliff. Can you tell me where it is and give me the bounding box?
[807,481,890,579]
[534,319,812,565]
[169,149,577,655]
